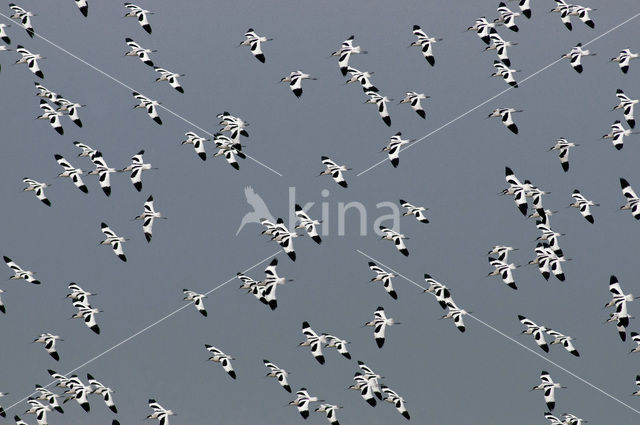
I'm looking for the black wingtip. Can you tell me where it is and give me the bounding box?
[287,251,296,261]
[42,199,51,206]
[312,235,322,244]
[375,338,385,348]
[35,70,44,79]
[51,352,60,361]
[197,152,207,161]
[382,116,391,127]
[338,181,348,188]
[134,182,142,192]
[508,123,519,134]
[255,53,265,63]
[416,109,426,119]
[292,88,302,98]
[228,370,237,379]
[153,116,162,125]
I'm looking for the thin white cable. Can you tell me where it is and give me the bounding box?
[0,11,283,177]
[356,249,640,415]
[357,11,640,177]
[3,251,279,413]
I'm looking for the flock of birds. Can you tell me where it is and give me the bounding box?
[0,0,639,424]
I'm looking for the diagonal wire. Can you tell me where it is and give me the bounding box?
[0,11,283,177]
[2,251,279,414]
[356,249,640,416]
[357,10,640,177]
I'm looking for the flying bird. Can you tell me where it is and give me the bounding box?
[410,25,442,66]
[205,345,236,379]
[620,177,640,220]
[379,225,409,257]
[132,92,162,125]
[212,133,246,170]
[36,101,63,135]
[550,0,575,30]
[441,300,468,332]
[485,33,518,66]
[125,38,156,67]
[467,17,497,45]
[181,131,210,161]
[494,2,520,31]
[55,97,85,127]
[263,359,291,392]
[22,178,51,206]
[570,5,596,29]
[518,315,549,352]
[364,306,399,348]
[324,334,351,359]
[613,89,638,128]
[332,35,367,75]
[135,196,166,242]
[382,385,410,420]
[382,132,412,168]
[491,60,519,87]
[88,151,116,196]
[154,67,185,93]
[74,0,88,17]
[365,91,392,126]
[569,189,598,223]
[488,257,518,289]
[611,49,638,74]
[86,374,117,413]
[4,256,40,284]
[15,45,43,78]
[602,120,634,150]
[423,274,453,309]
[239,28,272,63]
[289,388,323,419]
[147,399,175,425]
[124,2,153,34]
[400,199,429,223]
[9,4,34,37]
[120,150,155,191]
[319,156,350,188]
[99,222,127,262]
[280,70,317,98]
[511,0,532,19]
[368,261,398,299]
[294,204,322,244]
[315,404,342,425]
[546,328,580,357]
[299,321,327,364]
[33,333,62,361]
[183,289,207,316]
[55,154,88,193]
[345,67,378,92]
[562,43,594,73]
[71,301,101,334]
[531,371,565,411]
[488,108,522,134]
[399,91,428,119]
[0,23,11,44]
[548,138,577,172]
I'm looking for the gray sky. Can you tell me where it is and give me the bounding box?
[1,0,640,424]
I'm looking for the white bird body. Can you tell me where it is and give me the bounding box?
[613,89,638,129]
[125,38,155,67]
[132,92,162,125]
[88,151,115,196]
[135,196,166,242]
[124,2,153,34]
[399,91,428,119]
[489,108,522,134]
[263,359,291,392]
[611,49,639,74]
[365,90,392,126]
[4,256,40,284]
[379,225,409,257]
[154,67,185,93]
[320,156,350,188]
[15,45,43,78]
[280,70,316,98]
[99,222,127,262]
[332,35,367,75]
[183,289,207,316]
[410,25,442,66]
[22,178,51,206]
[205,345,236,379]
[368,261,397,300]
[300,321,327,364]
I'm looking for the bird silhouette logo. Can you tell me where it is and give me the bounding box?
[236,186,275,235]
